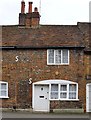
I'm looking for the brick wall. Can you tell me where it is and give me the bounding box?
[2,49,85,109]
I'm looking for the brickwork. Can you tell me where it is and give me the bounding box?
[1,48,85,109]
[50,101,83,109]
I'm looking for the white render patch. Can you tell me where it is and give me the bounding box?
[33,79,77,85]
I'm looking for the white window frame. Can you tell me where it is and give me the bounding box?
[0,81,9,98]
[47,49,69,65]
[49,83,78,101]
[69,84,78,100]
[50,84,59,100]
[60,84,68,100]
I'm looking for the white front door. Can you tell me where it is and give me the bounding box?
[86,83,91,112]
[33,85,49,112]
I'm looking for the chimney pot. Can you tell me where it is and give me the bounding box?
[28,2,33,13]
[21,0,25,14]
[34,7,38,12]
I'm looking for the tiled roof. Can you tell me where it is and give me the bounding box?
[2,25,84,47]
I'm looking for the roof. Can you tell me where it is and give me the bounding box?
[2,25,84,48]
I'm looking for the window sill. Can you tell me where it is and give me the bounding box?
[60,99,79,101]
[50,99,79,101]
[0,96,9,99]
[47,63,69,66]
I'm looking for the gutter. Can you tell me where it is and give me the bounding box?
[0,46,85,50]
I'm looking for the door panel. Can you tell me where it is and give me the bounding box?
[86,84,91,112]
[33,85,49,112]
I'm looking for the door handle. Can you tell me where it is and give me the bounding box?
[45,98,47,99]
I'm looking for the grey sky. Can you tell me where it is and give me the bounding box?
[0,0,90,25]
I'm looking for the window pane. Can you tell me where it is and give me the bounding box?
[1,91,7,96]
[60,93,67,98]
[69,84,76,91]
[62,50,68,63]
[69,93,76,99]
[60,85,67,91]
[1,83,7,89]
[0,82,8,98]
[51,84,58,91]
[69,84,77,99]
[48,49,54,63]
[51,92,58,99]
[55,50,61,64]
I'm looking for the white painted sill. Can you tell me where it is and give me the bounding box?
[0,96,9,99]
[49,99,79,101]
[47,63,69,65]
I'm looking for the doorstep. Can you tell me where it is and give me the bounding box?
[52,109,84,113]
[0,108,33,112]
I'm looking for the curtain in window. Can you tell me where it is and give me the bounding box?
[55,50,61,64]
[69,84,76,99]
[50,83,78,100]
[51,84,58,91]
[60,85,67,99]
[48,49,54,63]
[51,84,58,99]
[48,49,69,64]
[62,50,68,63]
[0,83,7,96]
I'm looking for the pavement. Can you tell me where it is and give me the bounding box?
[1,111,91,120]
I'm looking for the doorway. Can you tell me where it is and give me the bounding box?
[86,83,91,112]
[33,84,49,112]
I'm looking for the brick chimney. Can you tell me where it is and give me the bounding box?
[31,7,40,27]
[19,1,40,28]
[25,2,33,27]
[21,0,25,14]
[19,0,26,25]
[28,2,33,13]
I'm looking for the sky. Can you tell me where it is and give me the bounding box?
[0,0,90,25]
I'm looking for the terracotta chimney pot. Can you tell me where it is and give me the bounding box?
[34,7,38,12]
[21,0,25,14]
[28,2,33,13]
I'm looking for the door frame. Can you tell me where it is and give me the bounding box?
[86,83,91,112]
[32,82,50,112]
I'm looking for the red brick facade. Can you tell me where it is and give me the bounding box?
[0,1,91,112]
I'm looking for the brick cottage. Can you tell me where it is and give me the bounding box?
[0,1,91,112]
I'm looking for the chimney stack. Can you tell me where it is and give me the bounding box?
[31,7,40,27]
[21,0,25,14]
[19,1,40,27]
[28,2,33,13]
